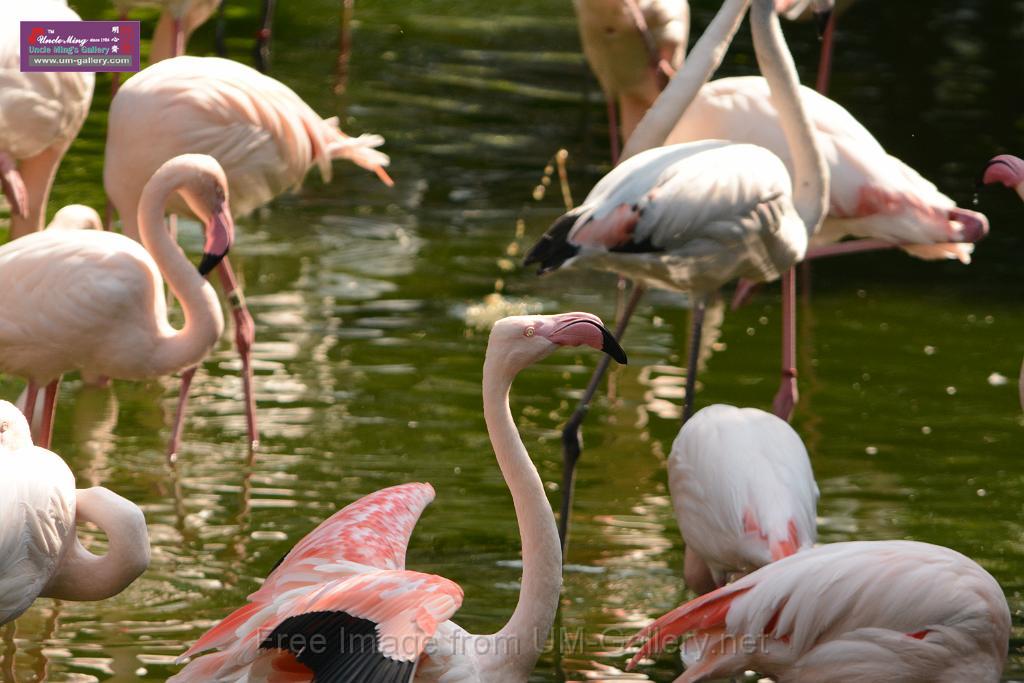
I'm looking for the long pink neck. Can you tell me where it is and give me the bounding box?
[477,352,562,674]
[137,168,224,375]
[620,0,749,160]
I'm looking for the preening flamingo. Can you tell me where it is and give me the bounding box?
[170,313,627,681]
[573,0,689,162]
[982,153,1024,411]
[46,204,104,231]
[627,540,1010,682]
[0,154,231,454]
[0,401,150,626]
[668,404,817,595]
[526,0,828,547]
[104,55,393,450]
[0,0,95,240]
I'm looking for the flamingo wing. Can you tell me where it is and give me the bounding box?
[175,569,463,683]
[628,541,1010,682]
[668,404,818,581]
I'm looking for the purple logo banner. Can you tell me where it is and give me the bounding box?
[20,21,140,73]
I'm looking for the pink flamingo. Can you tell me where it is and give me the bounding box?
[669,404,818,595]
[169,313,627,681]
[0,400,150,626]
[111,0,220,62]
[982,154,1024,410]
[0,154,232,455]
[104,55,393,450]
[526,0,828,545]
[573,0,689,162]
[0,0,95,240]
[627,540,1010,682]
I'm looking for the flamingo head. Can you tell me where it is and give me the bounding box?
[487,313,627,373]
[981,155,1024,198]
[775,0,834,34]
[165,154,234,276]
[0,400,33,451]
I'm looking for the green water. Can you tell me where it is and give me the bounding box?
[3,0,1024,680]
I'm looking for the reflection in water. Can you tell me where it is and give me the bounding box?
[1,0,1022,680]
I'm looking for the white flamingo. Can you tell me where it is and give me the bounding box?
[0,401,150,626]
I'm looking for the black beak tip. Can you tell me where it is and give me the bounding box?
[600,328,628,365]
[197,251,226,277]
[814,9,832,39]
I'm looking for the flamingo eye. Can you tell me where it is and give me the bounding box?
[524,327,535,338]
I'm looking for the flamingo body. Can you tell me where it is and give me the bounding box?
[105,56,390,236]
[172,313,627,682]
[0,0,94,238]
[667,77,988,259]
[526,139,807,295]
[629,540,1010,682]
[669,404,817,593]
[0,229,221,384]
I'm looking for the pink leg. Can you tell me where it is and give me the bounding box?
[772,269,798,421]
[167,366,197,463]
[217,258,259,450]
[173,18,185,57]
[38,379,60,450]
[815,11,836,96]
[21,380,39,440]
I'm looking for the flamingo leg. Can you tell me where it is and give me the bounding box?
[38,379,61,449]
[815,10,836,96]
[606,97,621,166]
[682,295,708,423]
[173,17,185,58]
[558,283,646,553]
[214,0,228,57]
[255,0,276,73]
[771,269,798,421]
[217,258,259,451]
[167,366,197,463]
[21,380,39,438]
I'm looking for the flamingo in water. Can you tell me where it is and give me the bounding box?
[104,55,393,451]
[0,154,232,454]
[0,0,95,240]
[981,153,1024,411]
[527,0,828,544]
[669,404,818,595]
[627,540,1011,681]
[170,312,627,681]
[0,400,150,626]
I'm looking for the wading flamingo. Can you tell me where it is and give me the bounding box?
[0,0,95,240]
[0,401,150,626]
[104,55,393,450]
[982,153,1024,411]
[526,0,828,547]
[573,0,689,162]
[627,540,1010,682]
[0,154,231,455]
[170,313,627,681]
[669,404,817,595]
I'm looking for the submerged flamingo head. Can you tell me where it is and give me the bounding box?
[159,154,235,276]
[488,313,627,372]
[0,400,33,452]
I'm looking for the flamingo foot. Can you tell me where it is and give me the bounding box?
[0,153,28,219]
[730,278,761,310]
[771,370,798,422]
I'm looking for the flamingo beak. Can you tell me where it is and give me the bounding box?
[980,155,1024,190]
[543,313,628,364]
[198,202,234,276]
[0,158,28,219]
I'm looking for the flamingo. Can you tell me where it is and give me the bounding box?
[111,0,220,63]
[526,0,828,546]
[0,400,150,626]
[573,0,689,163]
[45,204,104,232]
[104,56,393,451]
[0,0,95,240]
[0,154,232,455]
[981,154,1024,411]
[169,312,627,681]
[669,404,818,595]
[626,540,1011,682]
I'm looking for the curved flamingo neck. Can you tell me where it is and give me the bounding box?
[40,487,149,602]
[621,0,749,161]
[477,351,562,674]
[750,0,828,235]
[138,166,224,375]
